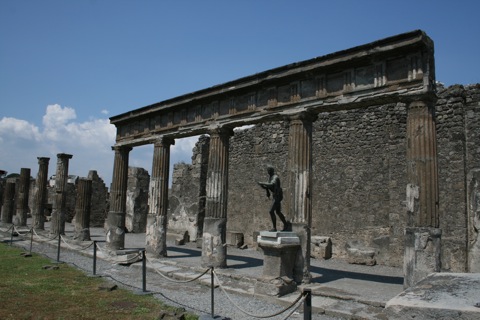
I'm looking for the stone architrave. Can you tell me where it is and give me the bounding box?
[106,146,131,250]
[404,99,441,288]
[74,178,92,241]
[15,168,31,226]
[1,181,16,224]
[146,137,174,258]
[201,127,232,268]
[51,153,73,235]
[287,112,316,284]
[33,157,50,230]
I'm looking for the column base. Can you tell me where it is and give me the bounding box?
[201,217,227,268]
[404,227,442,288]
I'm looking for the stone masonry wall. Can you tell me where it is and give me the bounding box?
[126,167,149,233]
[168,135,209,241]
[220,84,480,270]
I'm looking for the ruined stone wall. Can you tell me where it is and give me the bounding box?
[168,135,209,241]
[126,167,149,233]
[222,84,480,270]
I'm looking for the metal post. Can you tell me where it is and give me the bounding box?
[93,240,97,275]
[10,224,15,245]
[29,228,34,253]
[142,249,146,292]
[56,212,61,262]
[303,288,312,320]
[211,267,215,318]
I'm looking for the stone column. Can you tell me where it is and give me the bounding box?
[74,178,92,241]
[404,99,441,288]
[146,137,174,257]
[106,146,132,250]
[33,157,50,230]
[15,168,31,226]
[51,153,73,235]
[201,127,232,268]
[1,181,16,224]
[287,112,316,284]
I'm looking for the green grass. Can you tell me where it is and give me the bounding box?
[0,243,198,320]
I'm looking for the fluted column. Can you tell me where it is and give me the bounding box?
[406,100,439,227]
[201,127,233,268]
[106,146,132,250]
[51,153,73,235]
[33,157,50,230]
[287,112,316,284]
[74,178,92,241]
[15,168,31,226]
[146,137,174,257]
[1,181,16,224]
[404,99,441,288]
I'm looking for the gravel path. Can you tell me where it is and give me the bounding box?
[9,235,342,320]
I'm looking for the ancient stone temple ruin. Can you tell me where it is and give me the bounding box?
[106,30,450,286]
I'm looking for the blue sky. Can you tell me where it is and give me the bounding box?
[1,0,479,186]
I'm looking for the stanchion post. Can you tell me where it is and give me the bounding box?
[10,224,15,246]
[29,228,34,253]
[56,231,61,262]
[211,266,215,318]
[303,288,312,320]
[142,249,146,292]
[93,240,97,275]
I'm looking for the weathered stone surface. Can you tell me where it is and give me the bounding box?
[403,227,441,288]
[311,236,332,259]
[345,239,376,266]
[125,167,149,233]
[385,273,480,320]
[87,170,108,228]
[168,136,209,242]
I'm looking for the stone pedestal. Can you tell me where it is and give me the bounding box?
[404,227,441,288]
[255,231,300,296]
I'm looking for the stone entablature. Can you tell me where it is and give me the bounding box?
[110,30,434,146]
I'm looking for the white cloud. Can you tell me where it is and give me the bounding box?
[101,109,109,115]
[0,104,197,186]
[0,117,41,142]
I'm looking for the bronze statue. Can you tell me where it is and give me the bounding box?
[257,166,291,232]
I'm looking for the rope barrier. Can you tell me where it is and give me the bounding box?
[279,294,306,320]
[13,225,32,237]
[59,235,94,251]
[145,255,211,283]
[0,224,14,232]
[213,270,303,318]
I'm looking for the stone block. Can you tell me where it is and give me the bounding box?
[385,273,480,319]
[311,236,332,259]
[254,276,297,297]
[226,231,244,247]
[345,239,376,266]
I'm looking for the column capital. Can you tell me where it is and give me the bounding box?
[208,126,234,137]
[111,145,133,153]
[37,157,50,164]
[57,153,73,160]
[153,136,175,147]
[286,111,318,123]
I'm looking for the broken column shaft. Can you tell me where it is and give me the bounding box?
[33,157,50,230]
[106,146,131,250]
[74,178,92,241]
[15,168,31,226]
[51,153,73,235]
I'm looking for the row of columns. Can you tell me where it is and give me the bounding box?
[106,99,440,286]
[1,154,73,234]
